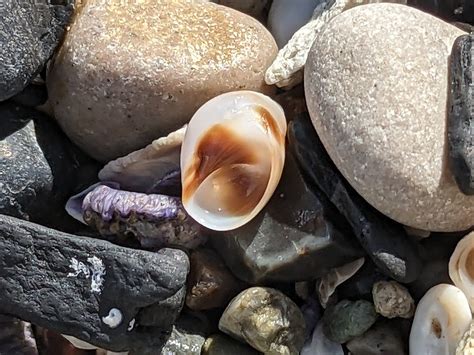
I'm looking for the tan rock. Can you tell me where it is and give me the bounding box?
[372,281,415,319]
[305,3,473,231]
[48,0,277,162]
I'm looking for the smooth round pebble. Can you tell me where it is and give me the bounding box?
[305,3,473,231]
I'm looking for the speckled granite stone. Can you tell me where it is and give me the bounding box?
[305,3,473,232]
[48,0,277,162]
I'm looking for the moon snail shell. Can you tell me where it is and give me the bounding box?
[181,91,287,231]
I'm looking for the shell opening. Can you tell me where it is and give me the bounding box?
[465,249,474,281]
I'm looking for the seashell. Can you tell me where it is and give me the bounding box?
[449,231,474,310]
[98,126,186,195]
[409,284,472,355]
[180,91,287,231]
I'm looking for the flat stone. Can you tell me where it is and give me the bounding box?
[346,319,407,355]
[211,153,363,284]
[202,334,261,355]
[0,102,99,232]
[186,248,244,311]
[322,299,378,343]
[305,3,474,232]
[0,1,72,101]
[0,315,38,355]
[448,33,474,195]
[47,0,277,162]
[219,287,306,355]
[288,115,422,282]
[0,214,189,353]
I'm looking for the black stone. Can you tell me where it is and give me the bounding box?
[0,1,73,101]
[0,315,38,355]
[211,152,363,284]
[11,82,48,108]
[288,115,422,283]
[449,33,474,195]
[0,214,189,352]
[0,102,100,232]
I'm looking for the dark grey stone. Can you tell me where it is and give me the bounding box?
[0,102,99,232]
[288,115,422,283]
[449,33,474,195]
[0,1,73,101]
[0,214,189,352]
[0,315,38,355]
[211,153,363,284]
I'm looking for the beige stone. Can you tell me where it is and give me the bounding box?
[305,3,473,231]
[48,0,277,162]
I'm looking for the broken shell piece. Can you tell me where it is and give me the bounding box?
[181,91,286,231]
[317,257,365,308]
[98,125,186,195]
[456,321,474,355]
[449,232,474,310]
[409,284,472,355]
[265,0,407,89]
[67,184,204,249]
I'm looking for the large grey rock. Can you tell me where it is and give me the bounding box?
[0,102,99,232]
[449,33,474,195]
[305,3,473,232]
[211,153,363,284]
[0,214,189,353]
[0,315,38,355]
[0,1,72,101]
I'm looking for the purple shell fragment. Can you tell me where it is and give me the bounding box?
[73,184,205,249]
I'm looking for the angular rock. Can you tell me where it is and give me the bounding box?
[0,102,100,232]
[158,315,207,355]
[202,334,261,355]
[305,3,473,232]
[346,319,407,355]
[186,248,244,311]
[322,300,378,343]
[288,115,422,282]
[0,1,72,101]
[48,0,277,162]
[448,33,474,195]
[0,315,38,355]
[0,214,189,353]
[372,281,415,319]
[219,287,306,355]
[211,153,363,284]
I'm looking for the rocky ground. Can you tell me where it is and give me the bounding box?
[0,0,473,354]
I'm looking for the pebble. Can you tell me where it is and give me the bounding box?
[322,299,378,343]
[0,315,38,355]
[159,316,206,355]
[300,322,343,355]
[219,287,306,354]
[186,248,244,311]
[202,334,261,355]
[268,0,320,48]
[305,3,473,232]
[0,1,72,101]
[346,319,408,355]
[288,114,422,282]
[372,281,415,319]
[0,214,189,352]
[448,33,474,195]
[211,153,363,283]
[47,0,277,162]
[0,102,99,231]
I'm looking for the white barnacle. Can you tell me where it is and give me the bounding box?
[102,308,123,329]
[87,256,106,293]
[128,318,136,331]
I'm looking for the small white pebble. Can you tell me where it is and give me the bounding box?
[102,308,123,328]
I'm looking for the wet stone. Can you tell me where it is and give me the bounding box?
[449,33,474,195]
[211,152,363,284]
[0,102,99,232]
[288,114,422,282]
[202,334,261,355]
[322,299,378,343]
[219,287,306,355]
[186,248,244,311]
[0,315,38,355]
[0,214,189,353]
[0,1,72,101]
